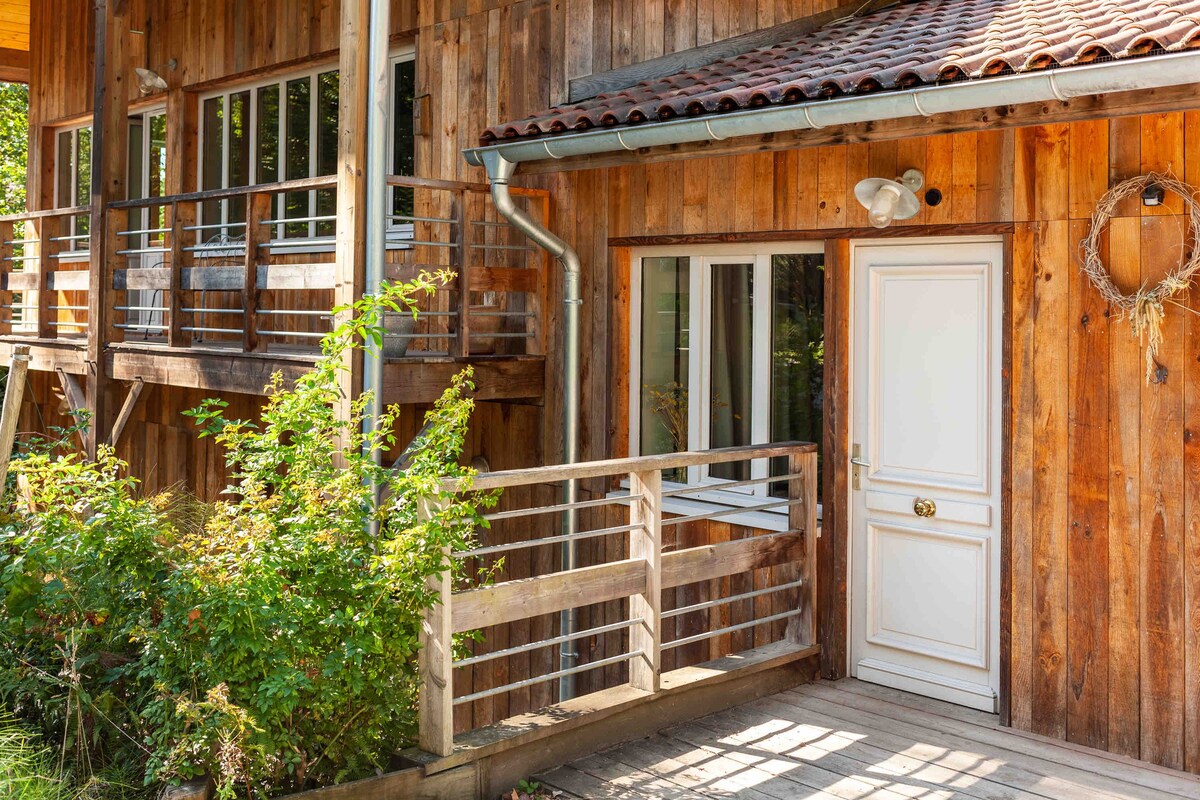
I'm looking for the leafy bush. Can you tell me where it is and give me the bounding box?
[0,274,496,797]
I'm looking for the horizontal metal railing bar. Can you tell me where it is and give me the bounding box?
[50,233,92,241]
[183,221,248,232]
[256,329,327,338]
[389,214,455,225]
[3,239,36,245]
[397,310,455,317]
[256,309,331,317]
[46,322,87,328]
[260,215,337,225]
[258,237,336,248]
[441,443,817,492]
[114,323,168,330]
[454,619,639,669]
[0,304,35,309]
[661,472,804,498]
[483,493,642,523]
[662,609,803,651]
[47,305,88,311]
[387,332,455,339]
[181,326,243,334]
[660,496,803,527]
[115,306,168,312]
[116,247,171,255]
[453,651,635,705]
[180,307,242,315]
[49,253,92,260]
[3,255,37,261]
[398,239,456,248]
[661,579,806,620]
[108,175,337,210]
[117,227,171,236]
[470,220,511,227]
[454,522,644,560]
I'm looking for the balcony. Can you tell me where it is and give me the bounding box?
[0,177,550,404]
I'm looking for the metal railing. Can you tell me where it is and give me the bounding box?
[418,442,819,757]
[103,176,550,358]
[0,206,92,340]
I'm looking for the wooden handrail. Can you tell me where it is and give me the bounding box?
[0,205,91,224]
[443,442,818,491]
[107,175,339,210]
[418,442,819,758]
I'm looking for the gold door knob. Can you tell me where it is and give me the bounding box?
[913,497,937,518]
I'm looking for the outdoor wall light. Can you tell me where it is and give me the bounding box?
[854,168,925,228]
[134,59,177,95]
[1141,183,1165,207]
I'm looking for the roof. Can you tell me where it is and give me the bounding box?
[0,0,28,52]
[480,0,1200,145]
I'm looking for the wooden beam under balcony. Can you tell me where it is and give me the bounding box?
[105,346,316,397]
[382,355,545,405]
[0,339,87,375]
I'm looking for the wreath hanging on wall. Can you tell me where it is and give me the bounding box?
[1081,172,1200,383]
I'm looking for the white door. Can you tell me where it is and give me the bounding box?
[849,238,1002,712]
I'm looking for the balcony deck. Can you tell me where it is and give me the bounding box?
[539,679,1200,800]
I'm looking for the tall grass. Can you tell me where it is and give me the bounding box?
[0,714,146,800]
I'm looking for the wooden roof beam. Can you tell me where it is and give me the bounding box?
[0,46,27,83]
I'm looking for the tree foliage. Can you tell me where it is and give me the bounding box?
[0,274,496,797]
[0,82,27,215]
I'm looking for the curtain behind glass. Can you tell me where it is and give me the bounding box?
[709,262,753,481]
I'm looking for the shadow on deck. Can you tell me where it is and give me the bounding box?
[538,679,1200,800]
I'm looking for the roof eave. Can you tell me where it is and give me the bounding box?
[464,51,1200,171]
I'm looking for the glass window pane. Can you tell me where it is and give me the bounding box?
[391,59,416,219]
[316,70,338,236]
[201,96,224,230]
[639,257,689,481]
[56,130,73,208]
[284,77,311,238]
[126,116,144,201]
[256,85,280,183]
[74,129,91,238]
[228,90,251,226]
[149,113,168,233]
[709,262,753,481]
[770,254,824,498]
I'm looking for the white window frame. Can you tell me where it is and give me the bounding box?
[52,122,92,258]
[628,241,825,524]
[386,44,417,242]
[196,46,417,255]
[125,106,168,334]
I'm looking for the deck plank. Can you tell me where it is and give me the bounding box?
[539,679,1200,799]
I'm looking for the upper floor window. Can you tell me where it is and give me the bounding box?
[54,124,91,247]
[199,49,416,246]
[631,244,825,502]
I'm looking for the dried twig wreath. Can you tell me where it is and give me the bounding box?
[1081,172,1200,383]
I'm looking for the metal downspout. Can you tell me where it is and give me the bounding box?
[480,151,582,701]
[363,0,390,478]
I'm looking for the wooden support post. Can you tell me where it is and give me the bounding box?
[417,497,455,757]
[35,216,61,340]
[628,468,663,692]
[0,345,30,488]
[167,203,194,347]
[109,378,144,447]
[333,0,370,424]
[85,0,131,457]
[786,449,820,648]
[451,189,469,357]
[242,192,271,353]
[0,221,13,336]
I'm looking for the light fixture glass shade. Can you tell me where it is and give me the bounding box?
[868,184,902,228]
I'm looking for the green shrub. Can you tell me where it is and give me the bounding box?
[0,274,496,797]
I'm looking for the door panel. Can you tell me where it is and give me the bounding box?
[850,239,1002,712]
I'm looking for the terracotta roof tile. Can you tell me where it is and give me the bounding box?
[480,0,1200,144]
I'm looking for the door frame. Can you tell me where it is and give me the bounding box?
[826,232,1013,723]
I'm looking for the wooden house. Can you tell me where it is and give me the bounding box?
[5,0,1200,794]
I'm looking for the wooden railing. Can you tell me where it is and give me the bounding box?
[102,176,550,358]
[0,206,92,340]
[418,442,819,757]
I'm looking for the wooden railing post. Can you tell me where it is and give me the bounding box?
[451,188,470,357]
[35,216,61,340]
[417,499,455,757]
[628,468,663,692]
[167,202,194,348]
[0,221,14,336]
[242,192,271,353]
[787,449,819,648]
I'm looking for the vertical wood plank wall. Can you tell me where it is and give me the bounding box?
[20,0,1200,773]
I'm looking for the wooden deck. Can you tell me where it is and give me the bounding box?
[537,679,1200,800]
